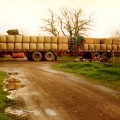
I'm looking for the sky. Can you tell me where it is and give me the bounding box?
[0,0,120,38]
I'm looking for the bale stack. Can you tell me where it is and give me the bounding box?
[83,37,120,51]
[57,36,68,50]
[0,35,69,51]
[37,36,44,50]
[0,35,7,50]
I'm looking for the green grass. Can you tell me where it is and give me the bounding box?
[52,60,120,91]
[0,71,15,120]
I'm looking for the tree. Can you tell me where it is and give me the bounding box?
[111,29,120,39]
[41,7,94,37]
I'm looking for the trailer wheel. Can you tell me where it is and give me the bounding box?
[92,52,100,61]
[32,52,42,61]
[44,52,55,61]
[101,52,109,62]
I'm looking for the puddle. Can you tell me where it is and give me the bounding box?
[5,72,26,91]
[45,109,57,116]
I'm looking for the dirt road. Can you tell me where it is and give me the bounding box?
[0,58,120,120]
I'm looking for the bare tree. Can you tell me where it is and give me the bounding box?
[111,30,120,39]
[41,7,94,37]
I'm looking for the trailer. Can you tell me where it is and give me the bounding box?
[0,35,68,61]
[68,37,120,62]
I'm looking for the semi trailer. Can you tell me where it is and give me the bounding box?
[0,35,68,61]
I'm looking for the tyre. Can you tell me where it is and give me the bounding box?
[101,52,109,62]
[44,52,55,61]
[92,52,100,61]
[31,52,42,61]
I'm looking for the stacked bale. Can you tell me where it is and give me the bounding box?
[30,36,37,50]
[37,36,44,50]
[57,36,68,50]
[0,35,7,50]
[112,39,120,51]
[22,36,30,50]
[15,35,22,50]
[44,36,51,50]
[7,35,15,50]
[51,36,58,50]
[100,38,113,50]
[0,35,69,52]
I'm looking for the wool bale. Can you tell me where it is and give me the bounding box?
[37,36,44,43]
[30,43,36,50]
[37,43,44,50]
[112,44,117,50]
[93,38,100,44]
[44,43,51,50]
[0,43,7,50]
[7,43,14,50]
[0,35,6,42]
[15,35,22,42]
[30,36,37,43]
[58,36,68,43]
[7,35,15,43]
[23,36,30,43]
[88,44,94,50]
[106,44,112,50]
[15,43,22,50]
[84,38,93,44]
[44,36,51,43]
[51,36,58,43]
[83,44,88,50]
[94,44,100,50]
[51,44,57,50]
[112,39,120,45]
[100,44,106,50]
[22,43,29,50]
[58,43,68,50]
[100,38,112,44]
[117,45,120,50]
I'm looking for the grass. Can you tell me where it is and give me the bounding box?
[0,71,15,120]
[52,56,120,91]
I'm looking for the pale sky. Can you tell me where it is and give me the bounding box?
[0,0,120,37]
